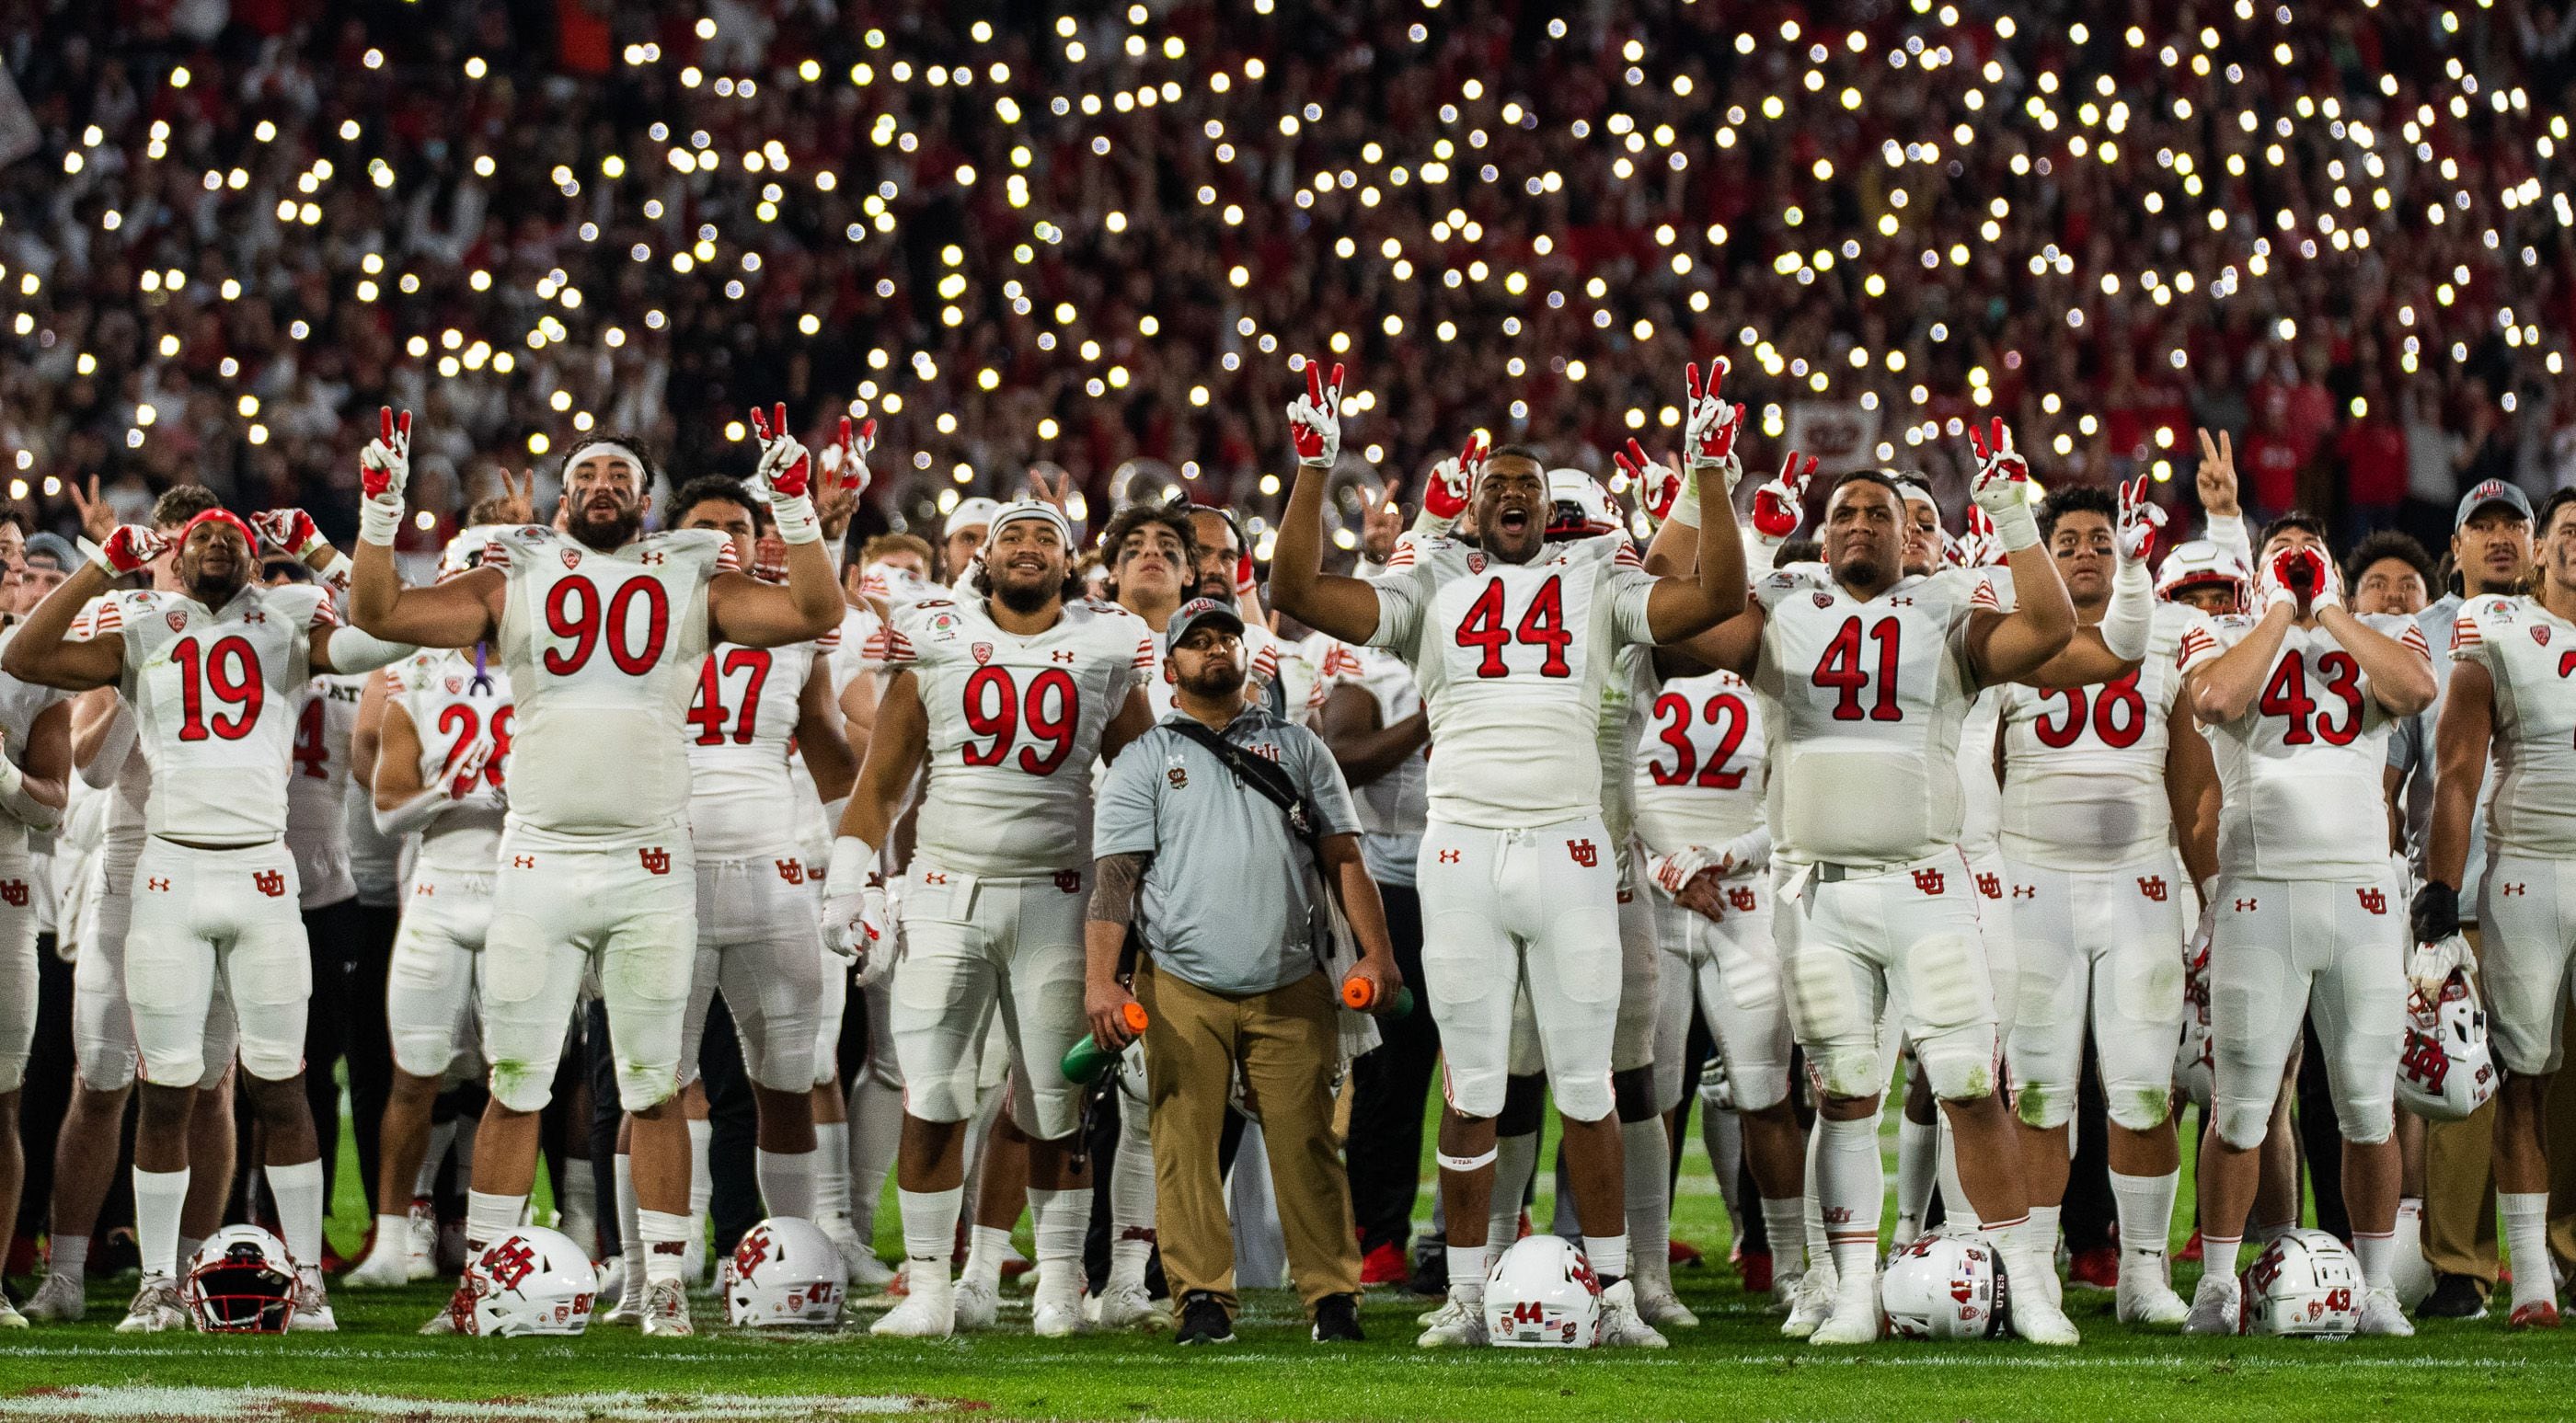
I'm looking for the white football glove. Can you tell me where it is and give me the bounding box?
[1648,845,1720,898]
[1287,359,1344,469]
[823,881,891,964]
[1965,417,2040,552]
[2407,933,2477,1004]
[357,407,413,546]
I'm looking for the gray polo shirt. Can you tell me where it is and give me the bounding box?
[1094,704,1362,996]
[2389,592,2490,917]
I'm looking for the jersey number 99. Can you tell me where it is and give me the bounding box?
[961,666,1078,775]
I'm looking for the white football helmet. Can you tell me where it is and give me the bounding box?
[2239,1229,2362,1337]
[1483,1234,1600,1348]
[1544,469,1622,540]
[2155,537,2254,614]
[1880,1230,2011,1340]
[181,1224,298,1333]
[438,524,500,582]
[2174,936,2215,1107]
[454,1225,597,1337]
[725,1216,846,1328]
[2397,967,2499,1122]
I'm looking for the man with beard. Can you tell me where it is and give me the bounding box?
[5,503,418,1332]
[1270,359,1747,1348]
[828,500,1156,1338]
[344,407,844,1335]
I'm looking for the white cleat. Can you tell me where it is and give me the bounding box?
[1030,1274,1084,1338]
[641,1279,695,1337]
[23,1272,83,1323]
[1091,1280,1166,1331]
[2115,1253,2191,1327]
[951,1278,999,1331]
[1632,1278,1699,1329]
[871,1282,957,1338]
[2009,1290,2081,1346]
[2183,1272,2240,1336]
[0,1297,25,1329]
[1414,1296,1488,1348]
[599,1268,646,1328]
[1781,1263,1836,1338]
[405,1202,438,1281]
[1768,1265,1807,1315]
[115,1276,186,1334]
[1809,1270,1881,1346]
[825,1220,895,1290]
[343,1234,413,1288]
[1595,1280,1671,1348]
[2356,1286,2415,1337]
[680,1233,707,1291]
[288,1266,337,1331]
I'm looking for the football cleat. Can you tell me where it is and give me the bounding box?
[1781,1262,1835,1337]
[1029,1272,1083,1338]
[2011,1291,2082,1347]
[2182,1273,2240,1335]
[599,1266,646,1327]
[405,1201,438,1281]
[2068,1246,2121,1291]
[288,1266,337,1331]
[640,1279,695,1337]
[417,1309,458,1335]
[871,1284,957,1337]
[343,1232,411,1289]
[1360,1242,1409,1287]
[824,1219,894,1290]
[1414,1296,1489,1348]
[1595,1280,1671,1348]
[1632,1278,1699,1329]
[679,1233,708,1294]
[2114,1254,2191,1327]
[0,1298,24,1330]
[2512,1300,2562,1330]
[951,1277,999,1331]
[1092,1280,1166,1330]
[115,1276,186,1334]
[1807,1270,1880,1346]
[2356,1286,2416,1337]
[23,1272,83,1322]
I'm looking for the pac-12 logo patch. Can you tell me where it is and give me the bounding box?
[560,548,581,568]
[972,642,994,665]
[167,610,189,633]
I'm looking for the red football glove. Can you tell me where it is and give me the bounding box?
[818,415,877,499]
[252,508,327,560]
[1752,453,1818,542]
[1683,360,1745,477]
[89,525,167,577]
[1618,442,1686,524]
[1425,433,1483,522]
[360,407,412,501]
[1287,360,1345,466]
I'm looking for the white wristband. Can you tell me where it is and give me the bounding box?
[770,491,822,545]
[2099,560,2154,661]
[1986,498,2041,552]
[358,497,404,547]
[1666,473,1701,530]
[827,834,879,885]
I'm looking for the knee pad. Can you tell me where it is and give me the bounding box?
[2212,1093,2273,1152]
[2334,1092,2395,1146]
[1549,1067,1614,1124]
[488,1056,562,1116]
[1613,1066,1660,1124]
[1913,1024,2000,1103]
[2104,1079,2175,1133]
[1902,932,1989,1030]
[2012,1078,2076,1130]
[1495,1073,1547,1136]
[1802,1040,1886,1104]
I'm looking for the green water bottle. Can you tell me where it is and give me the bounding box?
[1063,1002,1148,1084]
[1341,974,1415,1019]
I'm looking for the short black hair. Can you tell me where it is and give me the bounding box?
[1828,469,1906,508]
[2257,510,2329,552]
[1774,537,1823,568]
[1489,442,1547,468]
[2538,487,2576,542]
[150,484,223,529]
[2039,484,2118,540]
[1098,501,1200,594]
[2343,531,2434,591]
[665,475,758,530]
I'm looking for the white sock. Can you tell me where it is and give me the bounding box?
[371,1212,408,1257]
[133,1166,190,1279]
[1934,1117,1981,1230]
[2351,1228,2397,1290]
[265,1158,326,1266]
[1620,1117,1669,1288]
[2201,1232,2243,1281]
[559,1162,597,1248]
[1801,1128,1831,1278]
[1583,1233,1630,1285]
[2253,1218,2293,1248]
[961,1222,1012,1290]
[685,1119,713,1229]
[1110,1106,1156,1288]
[637,1208,692,1289]
[848,1073,903,1239]
[1446,1241,1489,1302]
[813,1122,852,1224]
[1028,1186,1087,1297]
[1815,1115,1883,1280]
[1895,1114,1938,1229]
[1994,1214,2051,1296]
[615,1153,641,1268]
[465,1189,526,1255]
[48,1234,87,1286]
[756,1147,817,1222]
[2109,1169,2179,1261]
[1760,1197,1806,1279]
[898,1186,963,1291]
[1703,1108,1743,1244]
[1486,1131,1539,1249]
[417,1119,456,1199]
[2503,1192,2551,1310]
[2028,1203,2062,1260]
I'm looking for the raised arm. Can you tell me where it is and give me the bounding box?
[1961,420,2076,686]
[709,405,845,647]
[1638,362,1754,640]
[1264,360,1385,644]
[1,539,143,692]
[348,408,504,648]
[2319,604,2437,717]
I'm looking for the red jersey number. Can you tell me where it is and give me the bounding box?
[432,702,513,789]
[293,695,331,778]
[541,575,671,677]
[174,636,264,742]
[2031,671,2147,750]
[960,666,1080,775]
[2258,649,2362,746]
[688,648,775,746]
[1648,690,1750,789]
[1812,615,1903,722]
[1454,576,1573,679]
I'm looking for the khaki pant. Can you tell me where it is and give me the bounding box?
[1139,958,1361,1314]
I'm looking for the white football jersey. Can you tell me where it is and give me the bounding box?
[831,601,880,705]
[388,648,513,873]
[1364,533,1659,829]
[487,525,732,835]
[868,593,1151,876]
[2448,594,2576,857]
[2200,612,2432,878]
[686,634,825,859]
[1999,601,2214,869]
[96,584,334,843]
[285,671,365,906]
[1632,667,1769,854]
[1752,566,1993,865]
[0,629,69,849]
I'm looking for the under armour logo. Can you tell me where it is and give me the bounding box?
[776,858,804,885]
[2235,898,2259,912]
[2012,884,2037,900]
[512,855,535,869]
[924,871,949,885]
[1975,872,2001,899]
[1567,839,1598,868]
[253,870,286,898]
[1438,850,1461,864]
[2502,883,2528,896]
[242,610,265,624]
[2137,875,2169,902]
[146,878,171,891]
[639,551,667,566]
[1912,868,1947,896]
[0,880,24,908]
[2356,888,2386,916]
[638,847,671,876]
[415,883,435,897]
[1053,650,1076,663]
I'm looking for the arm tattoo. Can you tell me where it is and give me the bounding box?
[1089,851,1149,927]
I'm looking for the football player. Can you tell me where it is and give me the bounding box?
[1659,419,2088,1346]
[2179,512,2437,1336]
[828,499,1156,1338]
[2418,487,2576,1327]
[1269,359,1747,1348]
[5,503,418,1333]
[0,570,70,1330]
[345,407,845,1336]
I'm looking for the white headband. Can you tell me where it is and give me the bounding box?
[1897,480,1939,513]
[559,441,647,488]
[946,497,1002,538]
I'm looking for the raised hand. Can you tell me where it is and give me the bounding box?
[1965,417,2040,551]
[2265,543,2338,615]
[66,475,117,545]
[252,508,328,561]
[88,524,167,577]
[1287,359,1345,468]
[1362,477,1406,561]
[2115,475,2166,568]
[1622,442,1689,526]
[1952,506,2001,569]
[490,466,538,527]
[816,416,876,540]
[1683,360,1747,490]
[357,407,414,545]
[1026,465,1073,514]
[1753,452,1818,544]
[747,403,812,499]
[1425,433,1483,522]
[2194,428,2241,520]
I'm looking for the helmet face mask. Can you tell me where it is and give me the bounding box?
[1482,1235,1601,1347]
[183,1225,297,1333]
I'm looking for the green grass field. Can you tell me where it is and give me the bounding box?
[0,1102,2564,1421]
